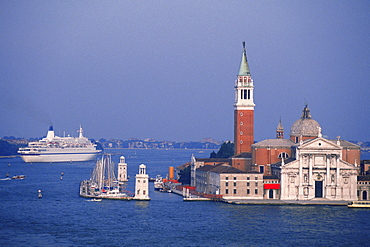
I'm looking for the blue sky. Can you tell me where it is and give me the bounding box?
[1,1,369,142]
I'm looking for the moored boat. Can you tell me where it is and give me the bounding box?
[348,201,370,208]
[18,126,101,163]
[154,175,164,191]
[79,154,133,200]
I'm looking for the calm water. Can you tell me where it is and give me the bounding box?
[0,149,369,247]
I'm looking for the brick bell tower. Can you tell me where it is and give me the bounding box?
[234,42,255,155]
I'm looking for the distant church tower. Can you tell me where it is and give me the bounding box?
[234,42,255,155]
[134,164,150,200]
[276,118,284,139]
[117,156,128,182]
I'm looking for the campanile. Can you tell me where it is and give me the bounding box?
[234,42,255,155]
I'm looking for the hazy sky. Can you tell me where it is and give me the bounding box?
[1,1,369,142]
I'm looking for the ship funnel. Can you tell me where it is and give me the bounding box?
[78,125,84,138]
[46,126,55,140]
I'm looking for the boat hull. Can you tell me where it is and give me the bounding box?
[20,152,100,163]
[348,201,370,208]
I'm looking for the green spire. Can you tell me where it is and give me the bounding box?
[238,41,251,76]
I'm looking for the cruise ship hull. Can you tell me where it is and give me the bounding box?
[20,151,100,163]
[18,126,101,163]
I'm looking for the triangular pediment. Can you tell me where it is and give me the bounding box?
[298,137,341,151]
[282,159,299,168]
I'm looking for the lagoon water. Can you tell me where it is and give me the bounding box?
[0,149,369,246]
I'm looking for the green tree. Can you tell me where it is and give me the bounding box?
[0,140,21,156]
[209,141,234,158]
[178,165,191,185]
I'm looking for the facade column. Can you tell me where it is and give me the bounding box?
[308,154,314,198]
[336,154,341,198]
[298,155,303,199]
[326,155,330,198]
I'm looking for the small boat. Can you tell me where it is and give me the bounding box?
[12,175,25,180]
[348,201,370,208]
[91,198,102,202]
[154,175,164,191]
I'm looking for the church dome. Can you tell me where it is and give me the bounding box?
[290,105,321,137]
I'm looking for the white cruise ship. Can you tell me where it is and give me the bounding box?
[18,126,101,163]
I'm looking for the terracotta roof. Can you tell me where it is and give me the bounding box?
[197,165,218,172]
[328,140,360,149]
[195,158,230,163]
[208,164,248,174]
[252,139,295,148]
[271,157,296,166]
[232,152,252,158]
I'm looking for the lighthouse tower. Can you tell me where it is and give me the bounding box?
[134,164,150,200]
[117,156,128,182]
[234,42,255,155]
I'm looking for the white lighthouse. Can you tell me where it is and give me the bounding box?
[134,164,150,200]
[117,156,128,182]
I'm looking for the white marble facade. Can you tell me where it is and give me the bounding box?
[280,138,358,201]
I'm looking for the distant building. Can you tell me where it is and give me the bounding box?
[195,163,264,200]
[190,155,230,187]
[357,175,370,200]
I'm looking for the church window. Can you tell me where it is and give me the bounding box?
[240,140,243,144]
[225,182,228,186]
[240,122,243,125]
[234,182,237,186]
[244,77,247,82]
[234,189,237,194]
[247,182,250,186]
[259,166,264,173]
[240,112,243,116]
[255,189,258,194]
[278,152,289,159]
[240,131,243,135]
[239,77,243,82]
[225,189,229,194]
[247,189,250,194]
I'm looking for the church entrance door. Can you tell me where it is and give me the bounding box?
[363,191,368,200]
[315,181,323,198]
